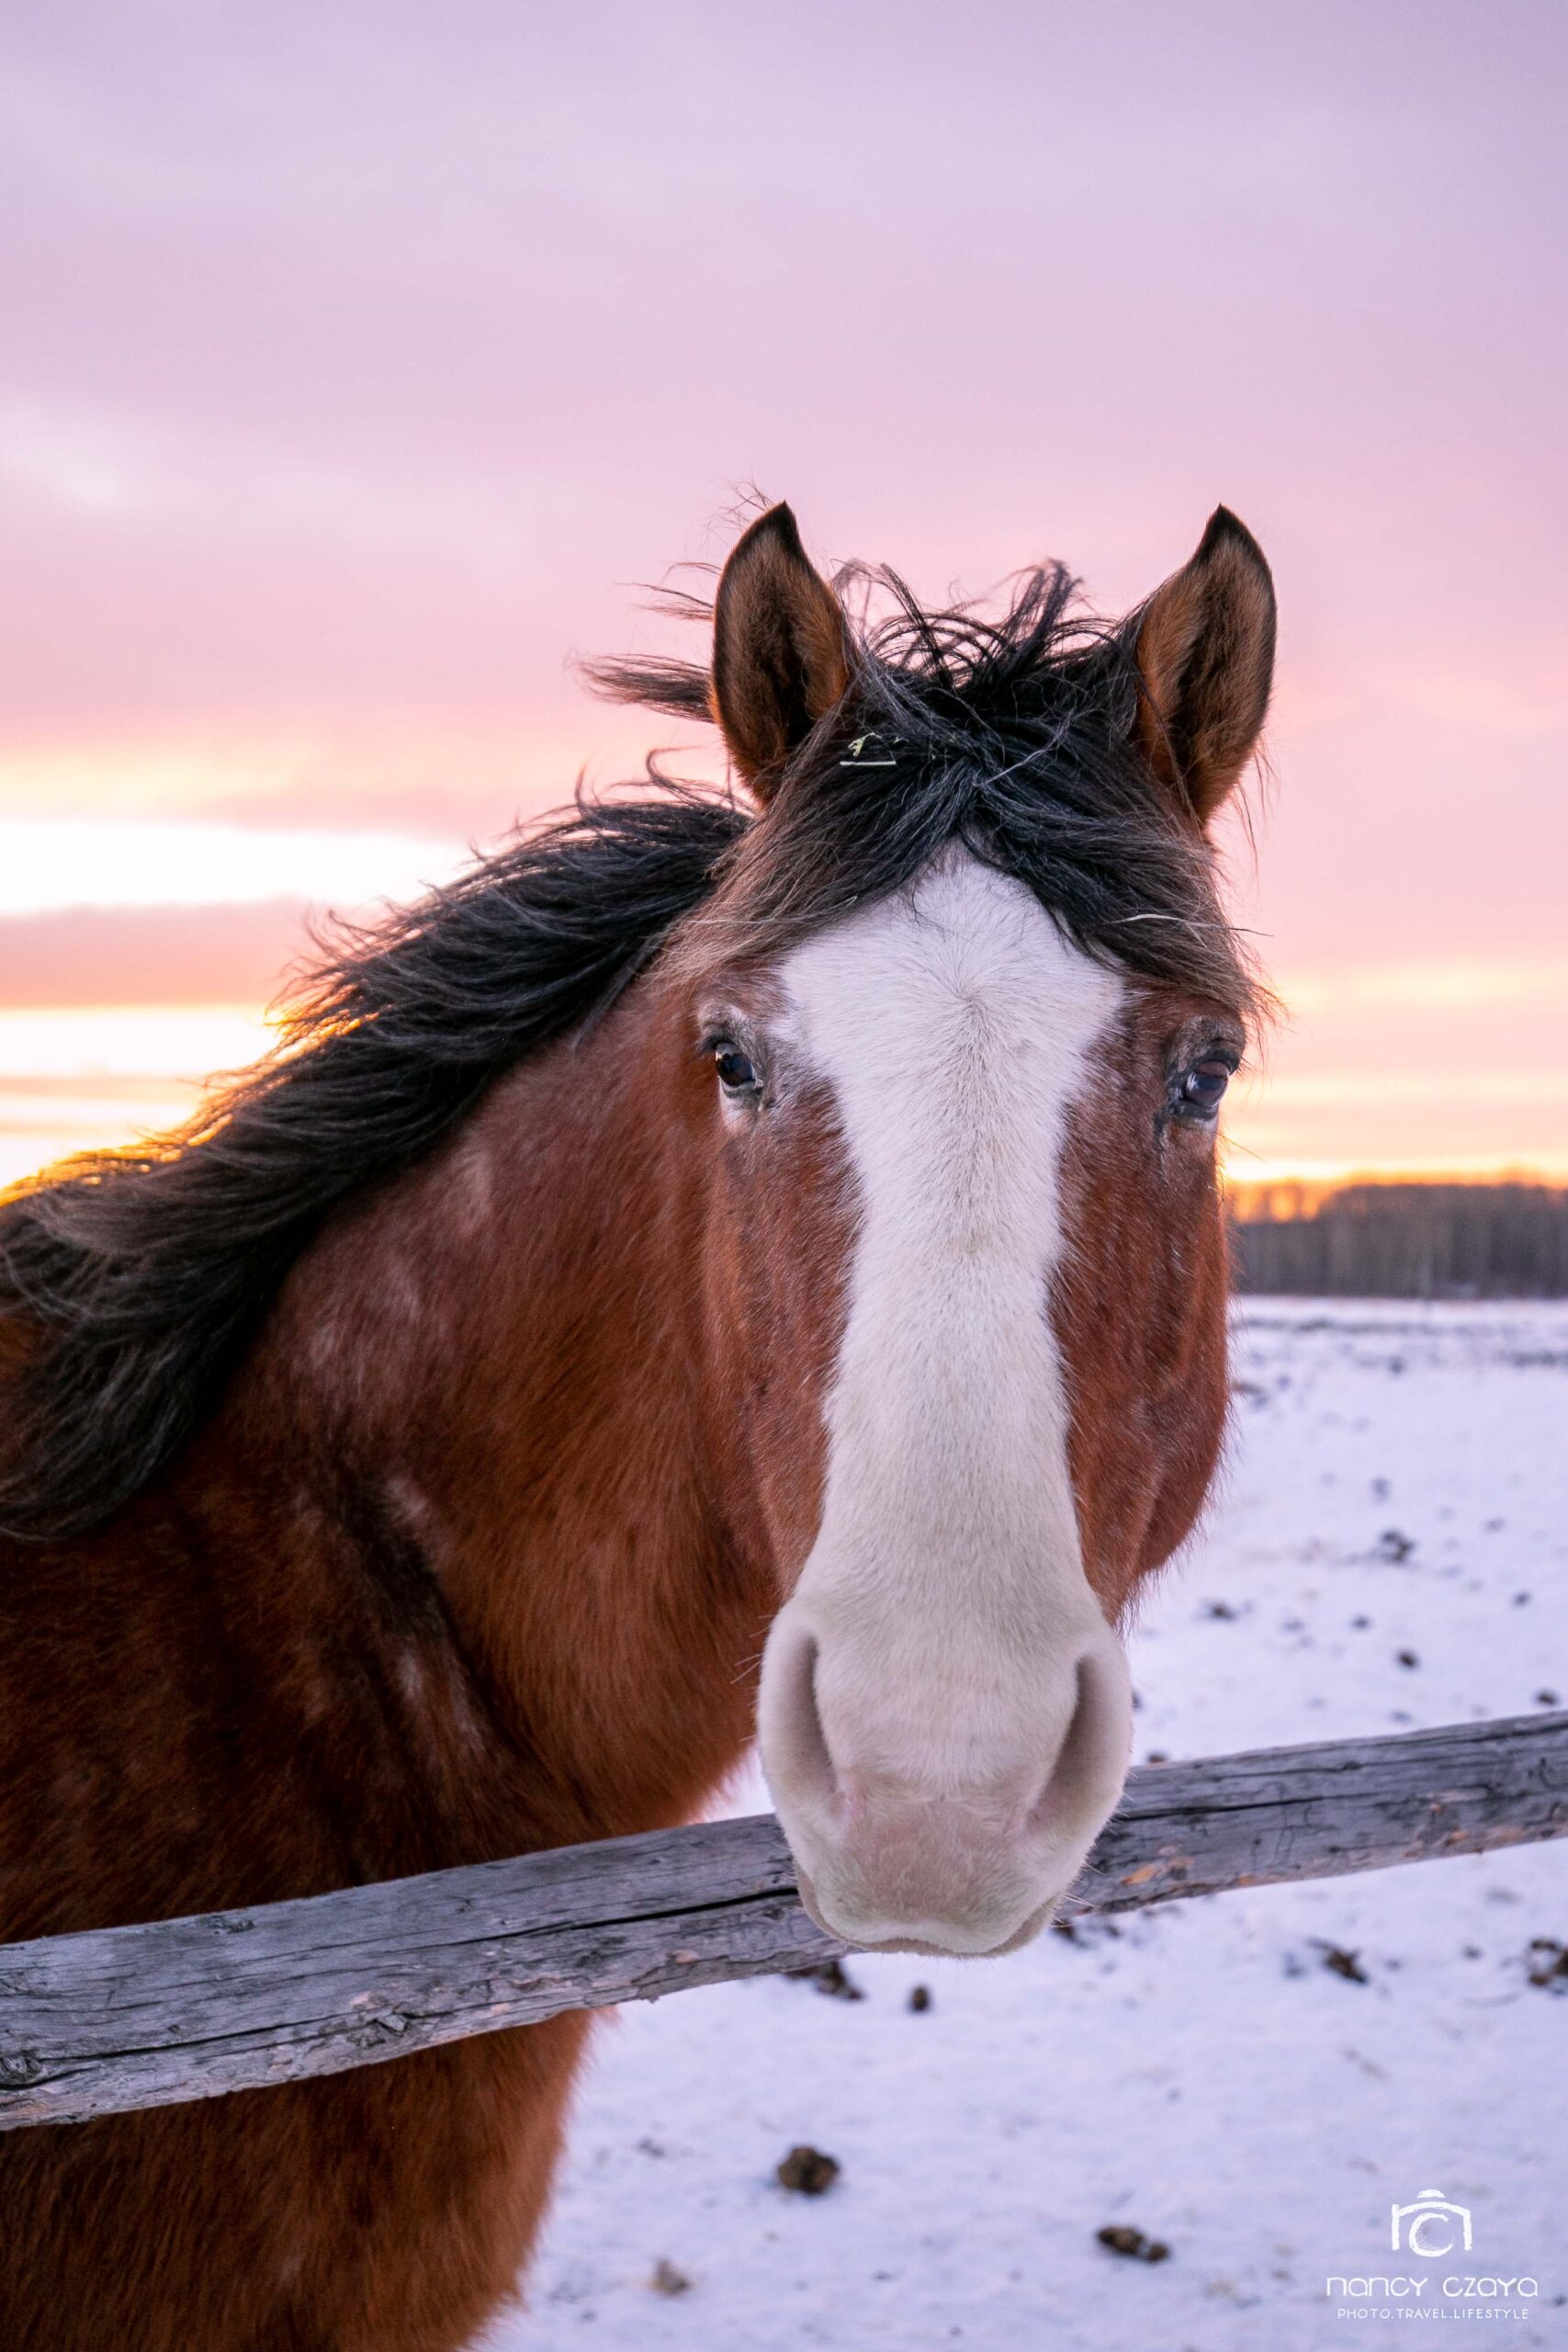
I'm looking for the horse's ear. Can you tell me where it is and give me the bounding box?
[710,503,851,796]
[1132,507,1276,828]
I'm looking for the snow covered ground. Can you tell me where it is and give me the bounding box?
[480,1303,1568,2350]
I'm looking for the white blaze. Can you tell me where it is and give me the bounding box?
[757,849,1134,1953]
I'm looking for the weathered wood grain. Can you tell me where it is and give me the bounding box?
[1,1712,1562,2131]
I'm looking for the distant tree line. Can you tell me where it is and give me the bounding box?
[1228,1182,1568,1299]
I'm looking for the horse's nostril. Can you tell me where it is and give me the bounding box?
[762,1623,840,1814]
[1026,1645,1131,1840]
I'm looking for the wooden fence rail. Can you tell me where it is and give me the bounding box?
[2,1711,1564,2132]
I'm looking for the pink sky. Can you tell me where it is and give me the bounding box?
[0,3,1563,1182]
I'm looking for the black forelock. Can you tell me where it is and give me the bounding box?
[631,561,1262,1014]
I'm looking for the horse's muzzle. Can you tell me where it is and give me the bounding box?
[757,1602,1134,1958]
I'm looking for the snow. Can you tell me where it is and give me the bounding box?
[478,1304,1568,2349]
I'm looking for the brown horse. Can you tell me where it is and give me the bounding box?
[0,502,1274,2349]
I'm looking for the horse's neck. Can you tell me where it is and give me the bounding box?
[211,983,767,1850]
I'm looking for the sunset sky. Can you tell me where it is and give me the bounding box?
[1,3,1563,1190]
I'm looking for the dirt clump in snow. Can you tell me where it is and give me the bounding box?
[1097,2224,1170,2264]
[787,1957,863,2000]
[1525,1938,1568,1988]
[776,2145,840,2196]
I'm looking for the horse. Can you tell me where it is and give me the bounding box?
[0,500,1275,2350]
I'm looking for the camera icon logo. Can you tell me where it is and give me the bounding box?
[1391,2189,1473,2256]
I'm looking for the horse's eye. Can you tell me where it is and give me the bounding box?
[1179,1059,1233,1116]
[715,1046,760,1095]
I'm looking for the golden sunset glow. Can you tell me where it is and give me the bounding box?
[0,10,1561,1200]
[0,1006,278,1188]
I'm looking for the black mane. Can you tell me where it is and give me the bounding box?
[0,790,744,1538]
[0,561,1261,1539]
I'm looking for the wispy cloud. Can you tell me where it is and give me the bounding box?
[1280,958,1568,1012]
[0,816,463,916]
